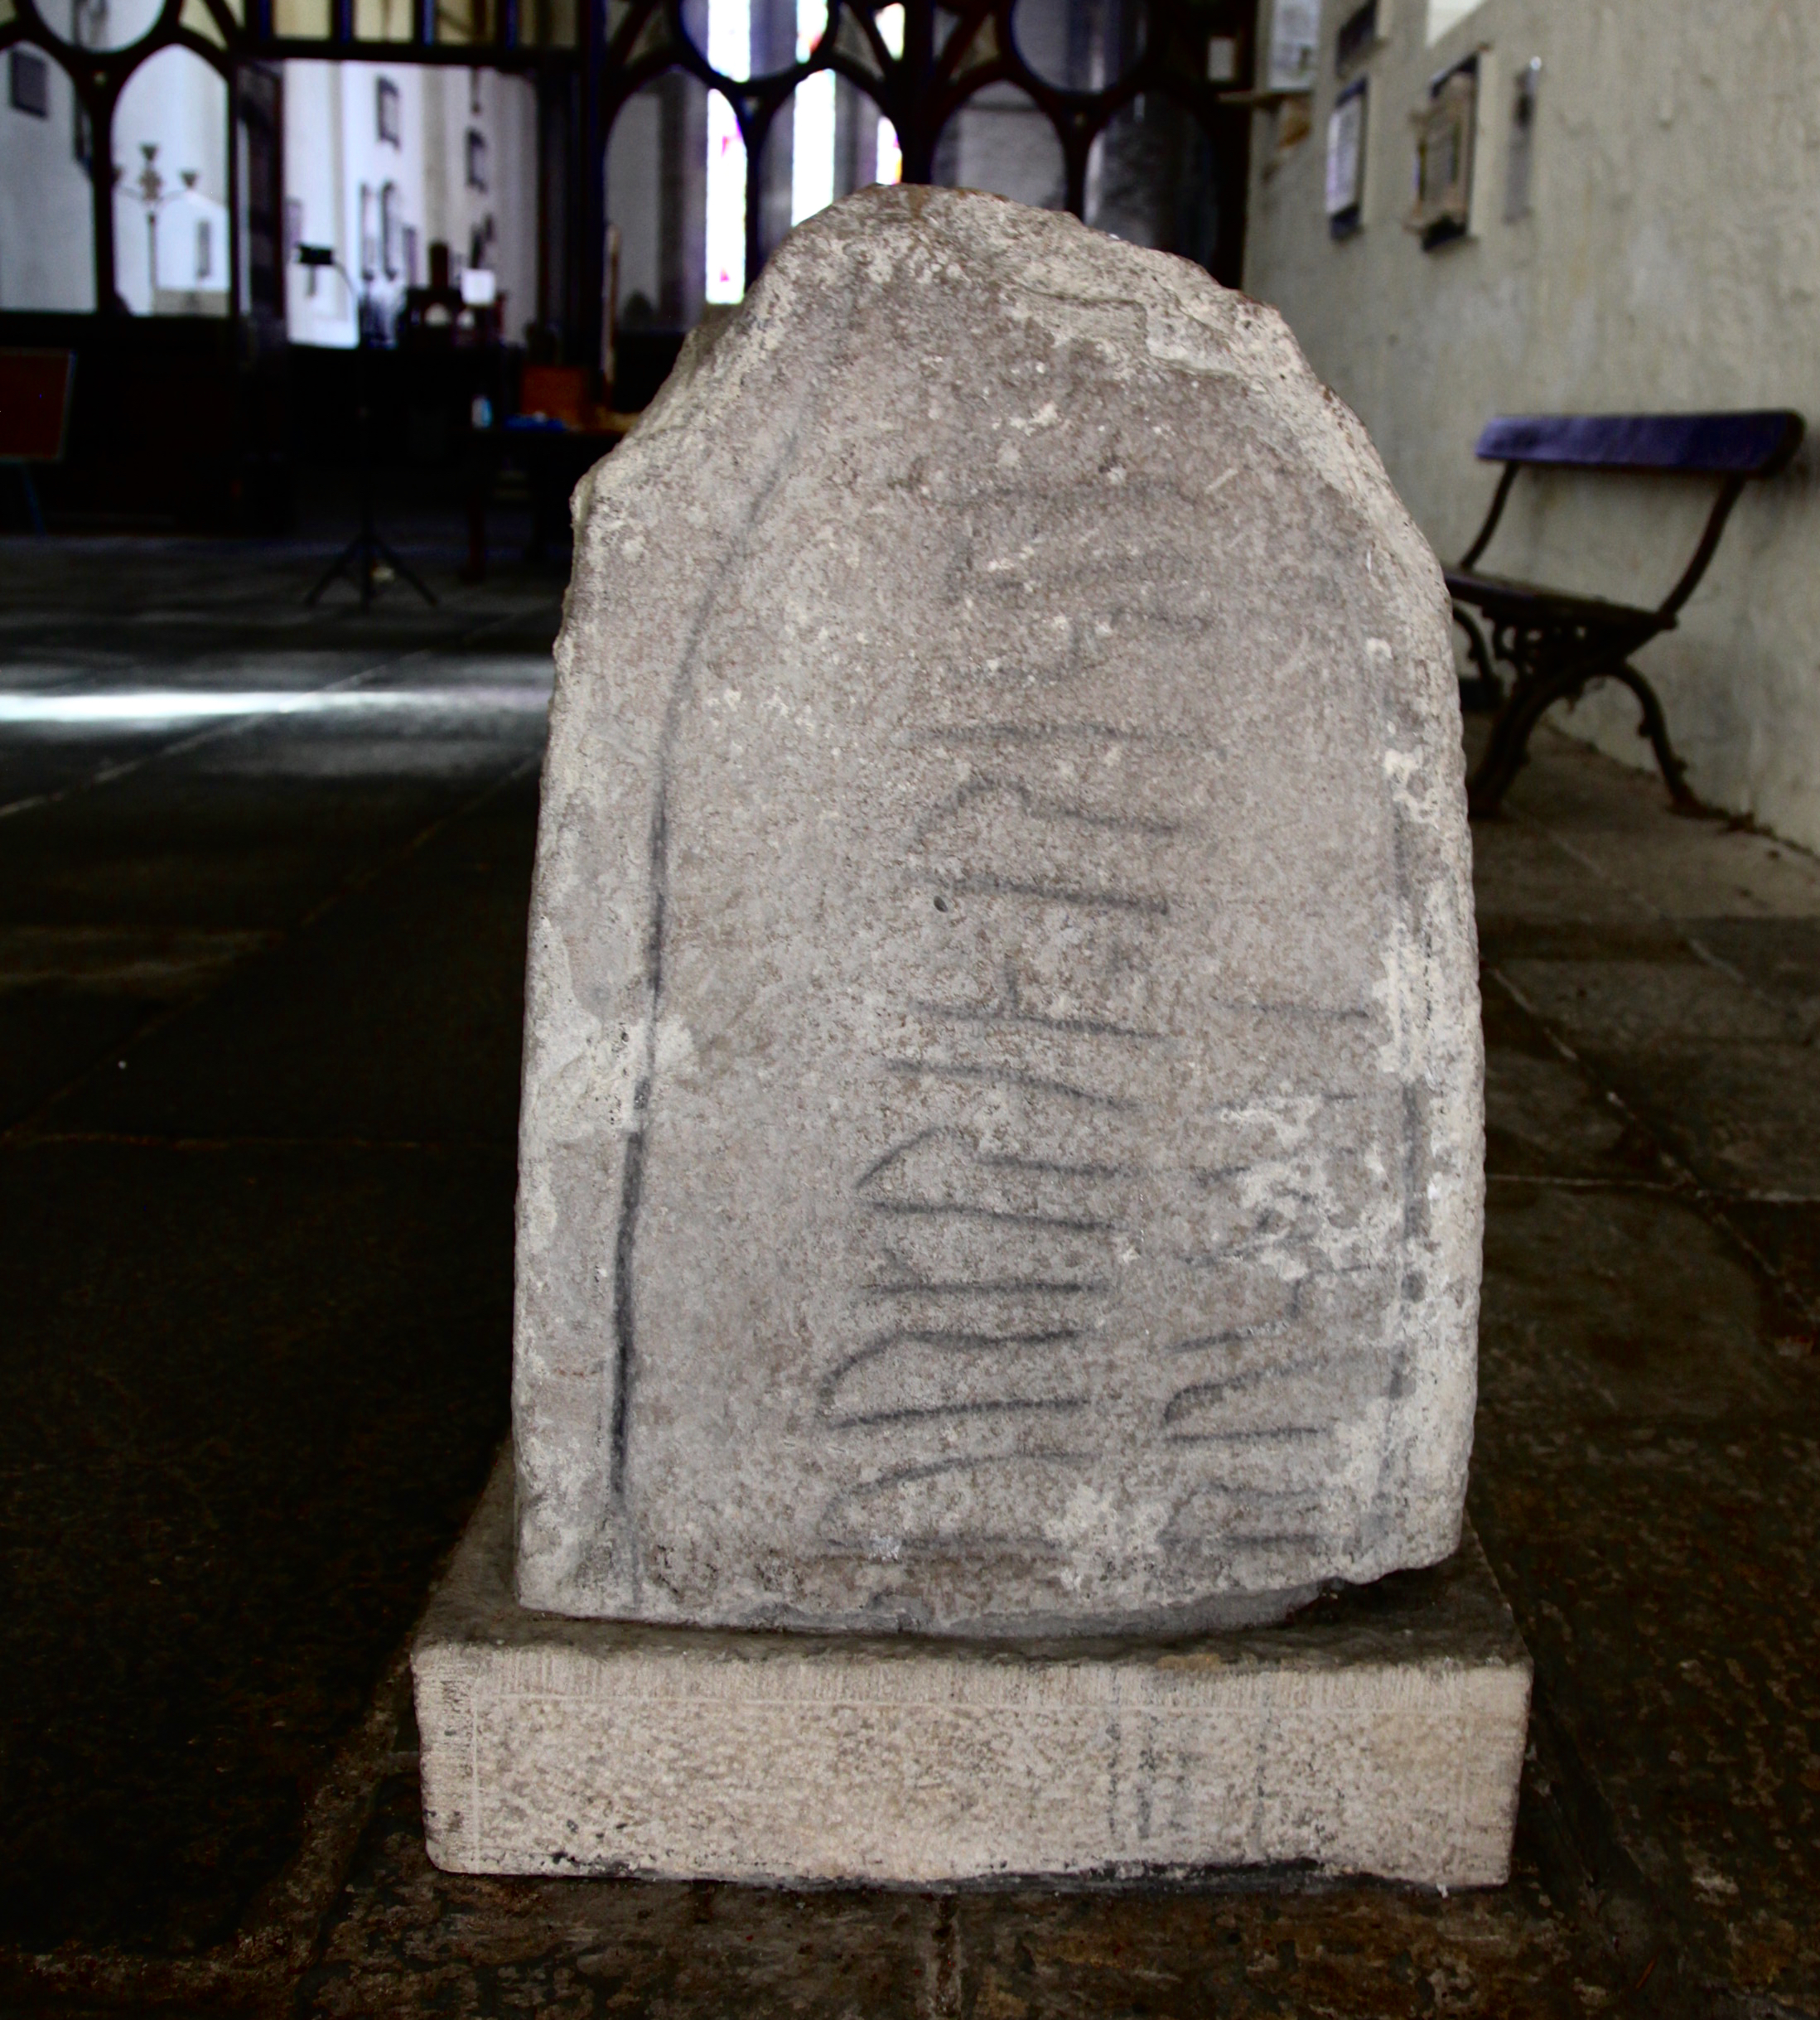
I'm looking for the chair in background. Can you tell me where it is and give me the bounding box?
[0,349,76,535]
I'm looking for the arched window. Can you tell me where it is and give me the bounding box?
[0,0,1253,342]
[112,46,229,315]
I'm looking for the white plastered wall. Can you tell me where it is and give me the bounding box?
[1243,0,1820,846]
[284,58,537,349]
[421,65,538,341]
[0,49,94,310]
[283,60,354,344]
[112,45,229,314]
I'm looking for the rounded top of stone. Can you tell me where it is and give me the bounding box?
[611,186,1437,626]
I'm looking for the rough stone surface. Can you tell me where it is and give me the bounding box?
[515,184,1481,1635]
[417,1452,1529,1888]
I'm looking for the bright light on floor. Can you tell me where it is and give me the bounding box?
[0,686,552,727]
[705,0,751,303]
[791,0,835,227]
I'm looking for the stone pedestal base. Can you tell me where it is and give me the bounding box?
[414,1454,1530,1890]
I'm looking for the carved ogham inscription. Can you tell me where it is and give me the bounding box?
[832,733,1173,1529]
[823,701,1402,1593]
[513,187,1482,1635]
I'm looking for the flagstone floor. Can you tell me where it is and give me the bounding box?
[1,534,1815,2018]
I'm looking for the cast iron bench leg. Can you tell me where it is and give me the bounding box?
[1453,607,1500,708]
[1605,660,1710,816]
[1467,650,1711,819]
[1466,659,1571,818]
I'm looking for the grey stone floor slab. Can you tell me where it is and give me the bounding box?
[1718,1197,1820,1330]
[1471,820,1646,929]
[0,1137,519,1951]
[1483,1046,1639,1181]
[1478,1181,1789,1425]
[300,1769,1581,2020]
[1590,1040,1820,1197]
[1687,913,1820,1008]
[27,786,539,1148]
[1498,738,1820,921]
[0,539,560,1956]
[1494,958,1801,1046]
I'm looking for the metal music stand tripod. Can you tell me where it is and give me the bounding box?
[296,245,436,610]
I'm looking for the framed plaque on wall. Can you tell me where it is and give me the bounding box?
[1326,79,1369,238]
[1408,53,1477,248]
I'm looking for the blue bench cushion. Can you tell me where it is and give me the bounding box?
[1474,410,1803,476]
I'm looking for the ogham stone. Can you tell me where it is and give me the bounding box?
[512,185,1483,1636]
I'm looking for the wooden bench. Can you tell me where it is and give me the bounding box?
[1449,409,1805,817]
